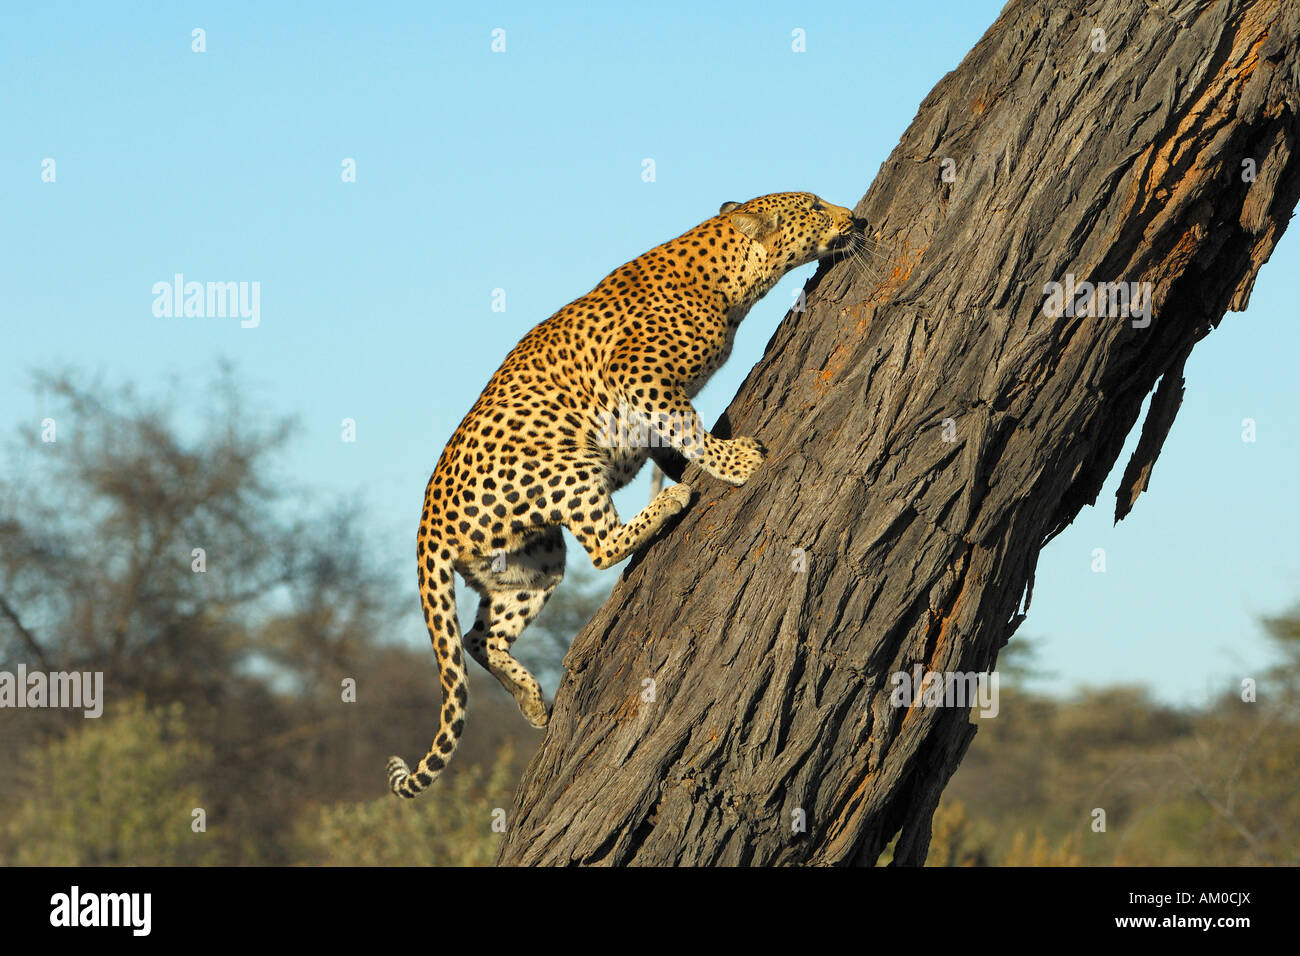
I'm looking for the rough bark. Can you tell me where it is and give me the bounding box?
[496,0,1300,866]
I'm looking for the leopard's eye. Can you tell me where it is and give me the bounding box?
[812,201,825,212]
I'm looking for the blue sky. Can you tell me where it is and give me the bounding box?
[3,0,1296,706]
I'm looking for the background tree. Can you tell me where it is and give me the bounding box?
[0,368,558,863]
[936,609,1300,866]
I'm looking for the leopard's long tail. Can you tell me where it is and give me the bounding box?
[386,532,466,798]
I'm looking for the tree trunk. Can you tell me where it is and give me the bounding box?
[496,0,1300,866]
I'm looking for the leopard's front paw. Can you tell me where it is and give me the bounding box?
[713,436,767,486]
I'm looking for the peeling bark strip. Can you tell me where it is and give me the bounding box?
[496,0,1300,866]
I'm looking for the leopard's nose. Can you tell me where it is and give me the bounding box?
[850,216,869,232]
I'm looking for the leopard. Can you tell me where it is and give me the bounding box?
[388,191,865,797]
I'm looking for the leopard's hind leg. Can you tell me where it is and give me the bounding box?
[463,526,565,728]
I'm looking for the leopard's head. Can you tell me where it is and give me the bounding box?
[719,191,864,274]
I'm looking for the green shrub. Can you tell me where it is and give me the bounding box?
[1,697,216,865]
[295,741,517,866]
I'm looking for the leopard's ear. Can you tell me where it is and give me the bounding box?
[719,201,740,214]
[727,209,780,239]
